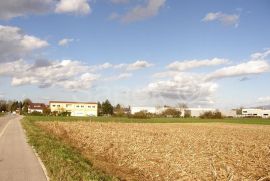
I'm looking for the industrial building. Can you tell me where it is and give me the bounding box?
[242,108,270,118]
[49,101,98,117]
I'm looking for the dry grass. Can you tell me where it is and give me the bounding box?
[37,122,270,181]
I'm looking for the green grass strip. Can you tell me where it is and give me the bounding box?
[22,117,118,181]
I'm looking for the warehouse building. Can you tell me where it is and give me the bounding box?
[49,101,98,117]
[242,108,270,118]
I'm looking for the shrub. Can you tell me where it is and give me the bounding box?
[162,108,181,118]
[29,111,43,116]
[130,111,149,119]
[200,111,223,119]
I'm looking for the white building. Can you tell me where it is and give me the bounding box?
[28,103,46,113]
[50,101,98,117]
[131,106,218,117]
[131,107,157,114]
[185,108,216,117]
[242,108,270,118]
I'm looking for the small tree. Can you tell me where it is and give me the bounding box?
[22,98,32,113]
[102,99,113,115]
[97,102,102,116]
[236,107,243,115]
[184,110,191,118]
[43,107,51,116]
[114,104,125,117]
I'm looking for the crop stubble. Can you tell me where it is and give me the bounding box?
[37,122,270,181]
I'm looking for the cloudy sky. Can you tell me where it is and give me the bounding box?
[0,0,269,108]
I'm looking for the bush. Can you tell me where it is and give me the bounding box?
[184,110,191,118]
[29,111,43,116]
[162,108,181,118]
[200,111,223,119]
[129,111,149,119]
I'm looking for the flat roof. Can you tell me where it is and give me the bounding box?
[49,101,97,104]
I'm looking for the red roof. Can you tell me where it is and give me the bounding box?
[28,103,46,110]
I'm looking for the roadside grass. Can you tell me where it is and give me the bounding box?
[0,112,6,117]
[26,115,270,125]
[22,117,118,181]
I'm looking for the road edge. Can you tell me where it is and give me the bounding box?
[20,116,50,181]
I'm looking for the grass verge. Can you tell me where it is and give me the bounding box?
[22,117,118,181]
[26,116,270,125]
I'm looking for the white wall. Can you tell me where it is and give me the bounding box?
[131,107,157,114]
[242,109,270,118]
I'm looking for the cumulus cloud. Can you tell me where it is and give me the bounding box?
[55,0,91,15]
[126,60,153,71]
[0,59,98,91]
[58,38,74,46]
[144,73,217,105]
[0,25,48,63]
[167,58,228,71]
[250,49,270,60]
[119,0,166,23]
[0,0,91,20]
[110,0,129,4]
[0,0,53,20]
[205,60,270,81]
[202,12,239,27]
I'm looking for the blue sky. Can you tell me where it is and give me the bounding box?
[0,0,269,108]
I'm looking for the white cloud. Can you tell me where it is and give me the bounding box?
[120,0,166,23]
[202,12,239,27]
[0,59,99,91]
[250,49,270,60]
[167,58,228,71]
[55,0,91,15]
[144,73,217,105]
[0,0,91,20]
[205,60,270,81]
[126,60,153,71]
[110,0,129,4]
[0,0,53,20]
[257,96,270,103]
[58,38,74,46]
[0,25,48,63]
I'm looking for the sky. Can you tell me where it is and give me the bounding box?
[0,0,270,108]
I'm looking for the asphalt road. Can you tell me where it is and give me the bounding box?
[0,114,48,181]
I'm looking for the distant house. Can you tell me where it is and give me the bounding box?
[242,108,270,118]
[28,103,46,113]
[49,101,98,117]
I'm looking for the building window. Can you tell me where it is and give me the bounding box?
[264,114,269,116]
[92,106,95,108]
[81,105,84,108]
[52,105,56,107]
[243,111,247,113]
[57,105,60,107]
[76,105,79,108]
